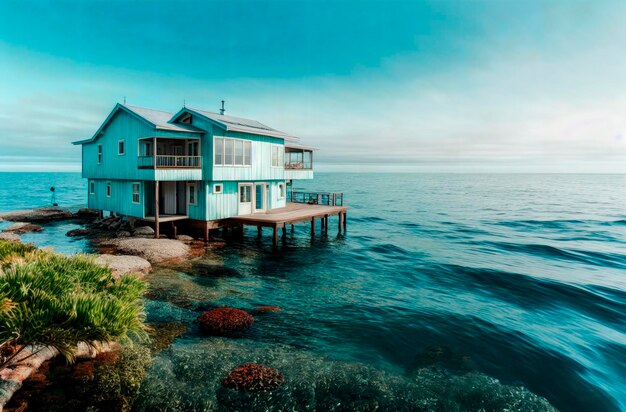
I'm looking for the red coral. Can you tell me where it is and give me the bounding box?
[222,363,285,391]
[197,307,254,336]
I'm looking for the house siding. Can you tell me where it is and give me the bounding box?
[87,179,145,218]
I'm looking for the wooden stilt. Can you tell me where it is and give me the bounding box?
[343,211,347,230]
[171,222,177,238]
[281,226,286,237]
[311,217,316,237]
[272,225,278,247]
[154,180,160,239]
[291,224,294,232]
[258,226,263,237]
[321,217,325,229]
[338,212,343,233]
[204,222,210,242]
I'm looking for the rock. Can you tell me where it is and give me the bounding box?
[0,233,21,242]
[191,261,240,277]
[100,238,189,263]
[4,222,44,234]
[75,208,100,218]
[66,228,91,237]
[133,226,155,236]
[108,220,122,230]
[0,207,73,223]
[254,306,281,313]
[197,307,254,336]
[222,363,285,392]
[115,230,131,238]
[176,234,194,241]
[95,254,152,278]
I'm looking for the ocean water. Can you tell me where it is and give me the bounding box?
[1,172,625,411]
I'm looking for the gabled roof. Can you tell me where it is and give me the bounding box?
[173,107,298,141]
[73,103,202,145]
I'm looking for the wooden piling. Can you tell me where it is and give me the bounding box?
[311,217,316,237]
[272,225,278,247]
[154,180,160,239]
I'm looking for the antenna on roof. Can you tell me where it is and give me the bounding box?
[220,100,225,115]
[183,99,186,108]
[123,96,126,105]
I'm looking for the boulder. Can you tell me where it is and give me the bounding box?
[197,307,254,336]
[0,233,21,242]
[66,228,91,237]
[75,208,100,218]
[191,261,240,277]
[101,238,189,263]
[176,234,194,241]
[4,222,43,234]
[222,363,285,391]
[115,230,131,238]
[133,226,155,236]
[95,254,152,278]
[0,207,73,223]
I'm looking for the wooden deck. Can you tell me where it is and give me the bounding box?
[231,202,347,246]
[142,214,188,223]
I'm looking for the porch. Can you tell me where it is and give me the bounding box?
[231,202,347,247]
[138,137,202,169]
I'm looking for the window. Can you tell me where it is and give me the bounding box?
[244,141,251,166]
[118,140,125,155]
[278,183,285,199]
[214,138,224,165]
[106,181,111,197]
[214,138,252,166]
[224,139,234,165]
[272,146,284,167]
[188,183,197,205]
[132,182,140,204]
[89,180,95,195]
[213,183,223,194]
[97,145,102,164]
[239,185,251,203]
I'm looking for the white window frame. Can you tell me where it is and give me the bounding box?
[277,182,285,199]
[106,181,112,198]
[89,180,95,195]
[271,145,284,168]
[118,139,125,155]
[188,183,197,206]
[97,144,102,164]
[132,182,140,204]
[214,137,252,167]
[213,183,223,194]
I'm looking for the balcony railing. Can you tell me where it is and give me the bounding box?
[138,155,202,169]
[284,161,312,170]
[289,191,344,206]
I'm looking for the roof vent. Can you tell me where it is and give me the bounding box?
[220,100,225,115]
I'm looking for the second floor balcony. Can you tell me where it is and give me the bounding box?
[138,137,201,169]
[285,146,313,170]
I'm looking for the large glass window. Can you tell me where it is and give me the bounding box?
[272,146,284,167]
[214,138,252,166]
[239,185,251,202]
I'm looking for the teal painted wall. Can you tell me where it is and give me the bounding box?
[205,180,286,220]
[87,179,145,218]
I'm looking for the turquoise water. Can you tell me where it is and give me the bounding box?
[1,172,625,411]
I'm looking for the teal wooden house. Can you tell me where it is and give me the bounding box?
[74,102,344,243]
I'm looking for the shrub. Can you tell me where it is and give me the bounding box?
[0,240,146,370]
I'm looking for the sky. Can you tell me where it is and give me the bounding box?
[1,0,626,172]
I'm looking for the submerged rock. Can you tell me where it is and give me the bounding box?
[197,307,254,336]
[223,363,285,392]
[176,234,194,241]
[66,228,91,237]
[146,322,187,353]
[0,207,73,223]
[3,222,43,234]
[254,306,281,313]
[95,254,152,278]
[191,261,241,277]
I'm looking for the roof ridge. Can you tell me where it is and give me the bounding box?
[123,103,174,116]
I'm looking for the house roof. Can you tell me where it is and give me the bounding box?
[180,107,298,141]
[72,103,202,145]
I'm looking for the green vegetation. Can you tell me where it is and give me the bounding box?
[0,240,146,370]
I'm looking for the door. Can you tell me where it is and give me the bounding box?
[253,183,266,213]
[238,184,252,215]
[161,182,177,215]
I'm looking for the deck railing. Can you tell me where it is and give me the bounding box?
[138,155,202,169]
[289,191,344,206]
[284,161,312,170]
